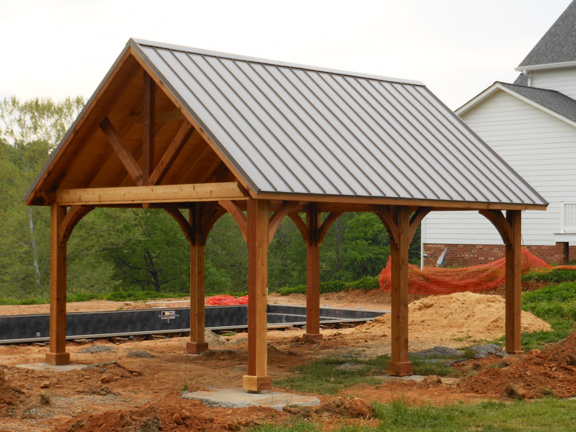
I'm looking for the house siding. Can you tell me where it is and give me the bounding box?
[531,69,576,100]
[423,90,576,265]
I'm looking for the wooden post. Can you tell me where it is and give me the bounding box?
[386,206,412,376]
[304,204,322,341]
[505,210,522,354]
[46,204,70,365]
[187,205,208,354]
[243,198,272,393]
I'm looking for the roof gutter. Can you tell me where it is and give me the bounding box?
[515,60,576,72]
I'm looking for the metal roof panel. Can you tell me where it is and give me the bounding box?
[132,39,547,207]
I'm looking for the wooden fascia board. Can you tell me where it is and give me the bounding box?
[126,44,257,199]
[25,46,136,206]
[56,182,248,206]
[254,192,547,212]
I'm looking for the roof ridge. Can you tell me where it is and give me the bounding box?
[518,0,576,68]
[129,38,424,87]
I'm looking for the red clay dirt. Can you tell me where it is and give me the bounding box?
[0,290,572,431]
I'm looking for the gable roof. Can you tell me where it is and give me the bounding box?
[499,83,576,124]
[26,39,547,209]
[457,81,576,129]
[518,0,576,68]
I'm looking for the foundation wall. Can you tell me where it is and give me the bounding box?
[423,243,576,267]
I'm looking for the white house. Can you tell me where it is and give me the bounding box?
[422,1,576,266]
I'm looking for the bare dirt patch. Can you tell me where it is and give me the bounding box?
[0,290,564,431]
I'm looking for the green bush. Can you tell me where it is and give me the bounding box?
[522,268,576,283]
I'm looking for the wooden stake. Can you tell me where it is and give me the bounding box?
[386,206,412,376]
[505,210,522,354]
[46,204,70,365]
[243,199,272,392]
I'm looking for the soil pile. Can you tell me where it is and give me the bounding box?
[356,292,551,341]
[458,332,576,399]
[55,397,287,432]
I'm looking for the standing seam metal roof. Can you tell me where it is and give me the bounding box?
[130,39,546,207]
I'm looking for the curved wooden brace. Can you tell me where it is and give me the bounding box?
[164,208,194,244]
[479,210,512,246]
[219,200,248,242]
[199,203,226,245]
[374,206,398,247]
[288,212,309,244]
[409,207,431,241]
[58,205,95,245]
[318,212,343,245]
[268,201,299,244]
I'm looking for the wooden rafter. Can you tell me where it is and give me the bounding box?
[127,109,184,123]
[149,123,195,185]
[56,182,248,206]
[100,118,145,186]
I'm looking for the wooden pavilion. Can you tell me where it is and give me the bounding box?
[26,39,547,393]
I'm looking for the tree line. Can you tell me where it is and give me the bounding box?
[0,97,420,301]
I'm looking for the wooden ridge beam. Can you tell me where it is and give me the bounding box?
[56,182,248,206]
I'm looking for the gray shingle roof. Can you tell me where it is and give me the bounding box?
[129,39,546,207]
[518,0,576,67]
[500,82,576,124]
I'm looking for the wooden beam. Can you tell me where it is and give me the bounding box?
[100,117,145,186]
[46,204,70,365]
[142,72,155,185]
[127,109,184,123]
[386,206,413,376]
[506,210,522,354]
[219,200,248,242]
[304,203,322,341]
[56,182,248,206]
[243,199,272,392]
[149,123,195,185]
[187,205,208,354]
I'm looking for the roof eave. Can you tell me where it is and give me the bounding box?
[254,191,548,211]
[515,60,576,72]
[25,43,136,206]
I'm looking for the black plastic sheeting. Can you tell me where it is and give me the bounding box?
[0,305,385,344]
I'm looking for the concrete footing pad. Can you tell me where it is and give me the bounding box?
[182,387,320,410]
[15,363,87,372]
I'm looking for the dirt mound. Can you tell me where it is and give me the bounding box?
[55,397,287,432]
[356,292,551,341]
[458,333,576,399]
[316,397,375,419]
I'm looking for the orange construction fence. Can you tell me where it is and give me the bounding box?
[379,248,576,295]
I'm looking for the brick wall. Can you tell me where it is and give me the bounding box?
[423,243,576,267]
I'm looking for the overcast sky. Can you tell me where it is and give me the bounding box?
[0,0,571,109]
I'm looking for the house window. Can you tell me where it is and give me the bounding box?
[561,202,576,232]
